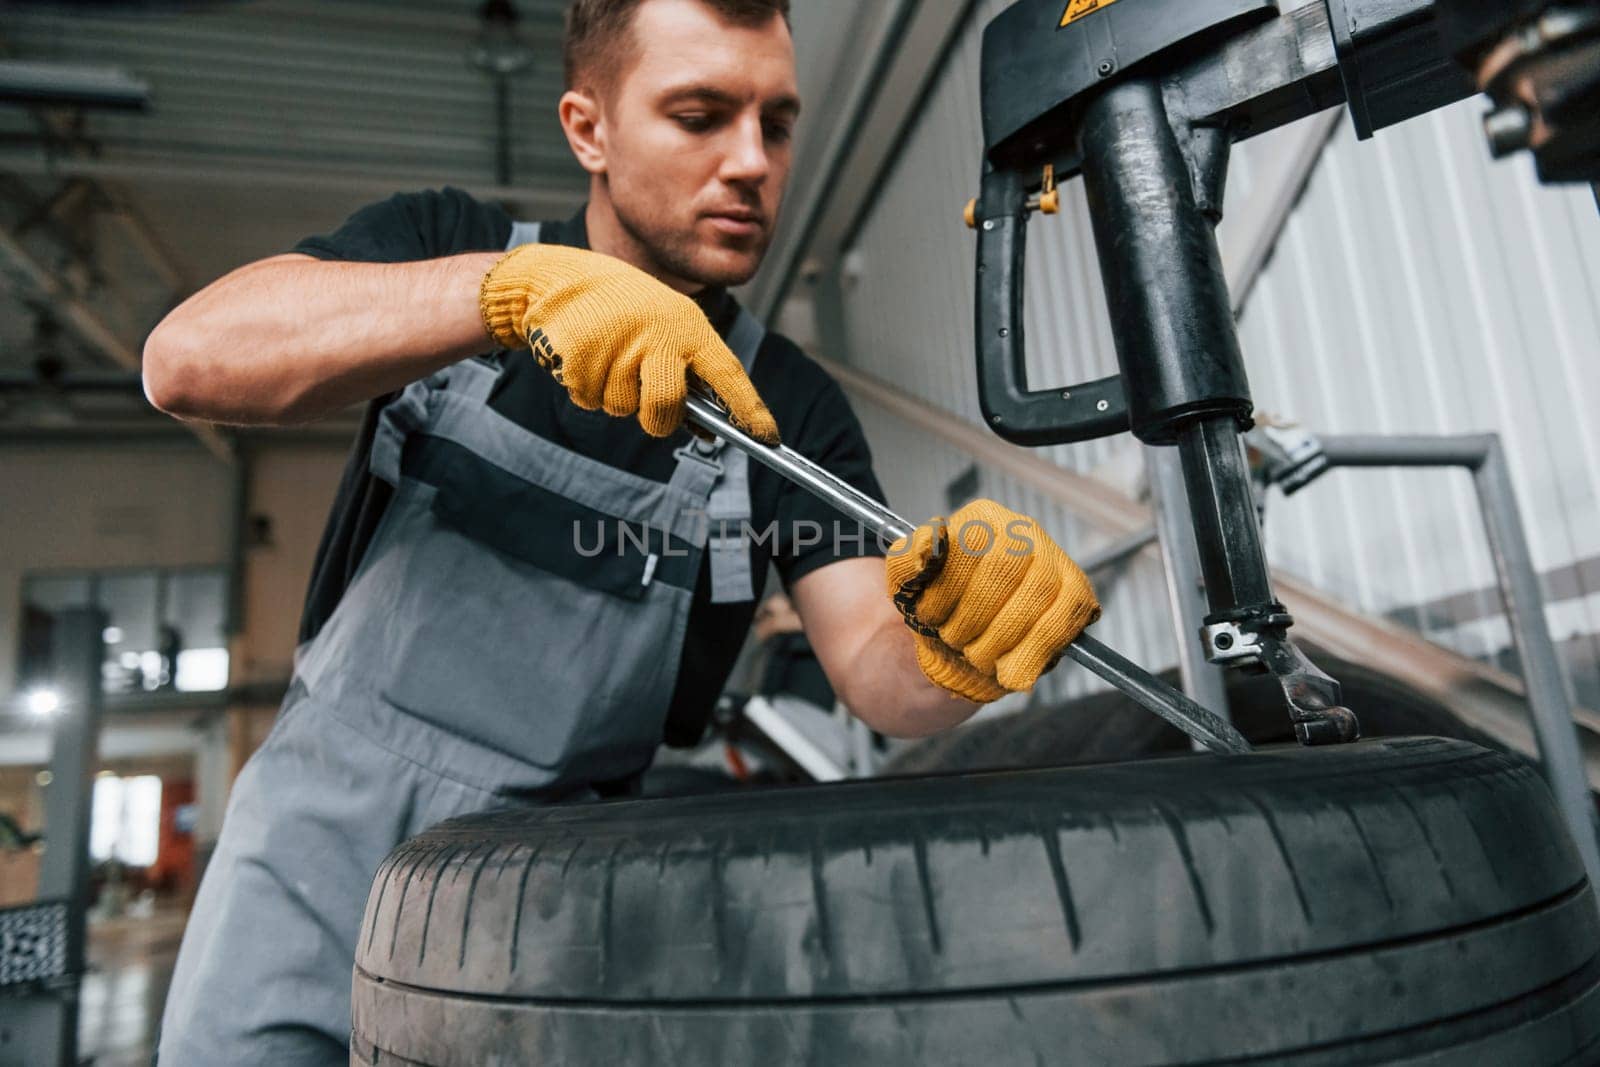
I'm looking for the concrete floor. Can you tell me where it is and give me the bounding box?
[78,903,184,1066]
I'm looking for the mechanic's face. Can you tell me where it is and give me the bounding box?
[571,0,799,289]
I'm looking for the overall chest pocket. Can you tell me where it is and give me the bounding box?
[406,434,700,600]
[374,438,703,778]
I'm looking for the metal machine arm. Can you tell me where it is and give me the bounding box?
[968,0,1582,744]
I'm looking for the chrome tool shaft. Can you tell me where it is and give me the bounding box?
[685,388,1251,756]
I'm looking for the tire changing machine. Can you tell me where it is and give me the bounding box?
[969,0,1600,879]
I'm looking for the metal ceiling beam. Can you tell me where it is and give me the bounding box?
[247,0,572,34]
[0,218,232,461]
[0,422,361,448]
[0,149,584,217]
[2,170,191,297]
[10,48,521,99]
[36,121,574,164]
[98,180,191,296]
[0,58,149,111]
[23,135,561,176]
[7,18,566,70]
[751,0,980,321]
[95,83,526,123]
[0,224,138,366]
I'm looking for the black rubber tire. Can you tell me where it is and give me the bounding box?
[883,651,1509,776]
[352,738,1600,1065]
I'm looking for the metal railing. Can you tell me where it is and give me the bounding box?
[1276,433,1600,884]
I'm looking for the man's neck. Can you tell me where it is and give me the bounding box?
[584,195,702,297]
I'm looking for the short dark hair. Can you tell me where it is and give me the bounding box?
[564,0,791,92]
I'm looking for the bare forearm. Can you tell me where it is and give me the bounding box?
[143,251,503,424]
[841,619,981,739]
[790,557,983,739]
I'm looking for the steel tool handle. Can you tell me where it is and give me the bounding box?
[684,387,1251,756]
[1056,635,1248,756]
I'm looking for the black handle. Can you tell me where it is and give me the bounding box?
[974,164,1130,446]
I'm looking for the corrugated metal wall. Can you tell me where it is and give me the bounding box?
[1239,104,1600,706]
[837,2,1600,707]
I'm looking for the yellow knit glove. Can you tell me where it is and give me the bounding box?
[479,243,779,444]
[885,499,1101,703]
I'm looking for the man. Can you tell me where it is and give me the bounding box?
[143,0,1101,1060]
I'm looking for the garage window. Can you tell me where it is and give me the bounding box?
[90,773,162,867]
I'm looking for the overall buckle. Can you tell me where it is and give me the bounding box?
[672,437,725,474]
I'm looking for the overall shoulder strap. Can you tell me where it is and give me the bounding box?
[510,216,764,603]
[702,306,764,603]
[373,218,548,483]
[505,220,543,250]
[725,306,764,373]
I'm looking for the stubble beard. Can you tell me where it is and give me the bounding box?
[611,191,771,290]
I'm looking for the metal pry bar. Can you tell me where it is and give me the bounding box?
[684,387,1252,757]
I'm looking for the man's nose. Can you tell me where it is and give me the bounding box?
[720,114,770,186]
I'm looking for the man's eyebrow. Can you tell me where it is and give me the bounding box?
[659,84,802,116]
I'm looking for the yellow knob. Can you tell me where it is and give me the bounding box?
[964,198,978,229]
[1040,188,1060,215]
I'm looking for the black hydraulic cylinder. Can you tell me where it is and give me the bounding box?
[1178,416,1278,616]
[1079,79,1253,446]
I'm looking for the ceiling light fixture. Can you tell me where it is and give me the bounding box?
[467,0,536,187]
[25,688,62,717]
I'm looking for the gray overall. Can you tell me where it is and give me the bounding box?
[157,222,763,1065]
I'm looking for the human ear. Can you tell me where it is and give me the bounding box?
[558,90,607,175]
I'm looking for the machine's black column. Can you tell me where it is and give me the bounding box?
[1078,78,1358,744]
[1077,79,1251,445]
[1079,78,1275,612]
[1175,418,1276,612]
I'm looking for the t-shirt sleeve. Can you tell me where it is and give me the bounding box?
[772,375,890,589]
[287,187,503,644]
[291,186,502,264]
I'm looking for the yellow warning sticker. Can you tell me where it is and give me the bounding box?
[1060,0,1119,27]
